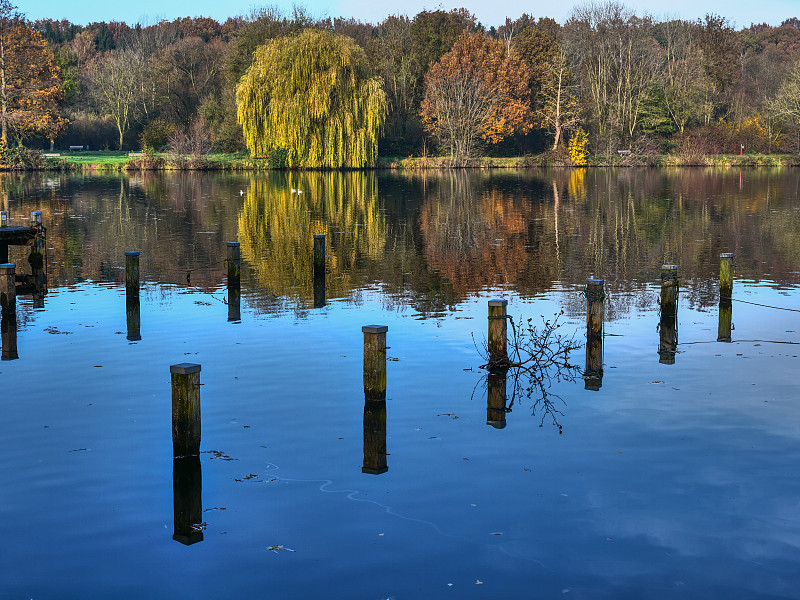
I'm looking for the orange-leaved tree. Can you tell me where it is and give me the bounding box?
[420,32,532,161]
[0,0,66,146]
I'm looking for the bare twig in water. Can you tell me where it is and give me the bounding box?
[473,311,581,432]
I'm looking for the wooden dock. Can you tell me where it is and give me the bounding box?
[0,226,37,263]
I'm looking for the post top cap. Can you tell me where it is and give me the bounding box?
[30,211,42,216]
[488,299,508,307]
[362,325,388,334]
[314,234,326,239]
[0,263,15,270]
[586,278,604,286]
[125,251,140,256]
[720,252,734,258]
[171,363,201,375]
[661,264,678,270]
[227,241,240,247]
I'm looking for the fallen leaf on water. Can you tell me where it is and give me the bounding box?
[267,545,296,553]
[490,532,503,536]
[475,580,483,585]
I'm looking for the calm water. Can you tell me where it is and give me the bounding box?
[2,168,800,599]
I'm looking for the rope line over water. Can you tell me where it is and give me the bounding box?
[722,296,800,313]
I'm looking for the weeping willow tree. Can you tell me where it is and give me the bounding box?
[236,30,388,168]
[238,171,387,309]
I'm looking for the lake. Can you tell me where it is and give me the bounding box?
[1,168,800,599]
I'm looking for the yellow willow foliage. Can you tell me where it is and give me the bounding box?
[236,30,388,168]
[238,171,387,303]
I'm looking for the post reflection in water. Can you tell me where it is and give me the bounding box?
[228,288,241,322]
[718,299,733,343]
[658,265,678,364]
[173,456,203,545]
[126,297,141,341]
[362,398,388,475]
[486,368,508,429]
[584,279,604,391]
[1,308,18,360]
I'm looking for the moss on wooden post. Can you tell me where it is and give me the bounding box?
[719,253,733,300]
[486,368,508,429]
[488,299,508,367]
[171,363,201,457]
[0,263,15,314]
[173,456,203,545]
[584,278,604,391]
[362,325,387,401]
[362,398,388,474]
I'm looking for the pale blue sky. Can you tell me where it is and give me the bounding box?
[24,0,799,28]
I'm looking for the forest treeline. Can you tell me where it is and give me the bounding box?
[12,1,800,161]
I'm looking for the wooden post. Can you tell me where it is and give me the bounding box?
[660,265,678,318]
[28,212,46,305]
[719,253,733,300]
[362,398,388,474]
[658,265,678,364]
[171,363,201,457]
[227,242,240,322]
[313,234,325,278]
[227,242,240,289]
[0,263,15,314]
[488,299,508,367]
[486,369,508,429]
[0,211,7,227]
[313,234,325,308]
[126,298,141,341]
[125,251,139,302]
[173,456,203,545]
[1,309,17,360]
[363,325,387,401]
[584,278,604,391]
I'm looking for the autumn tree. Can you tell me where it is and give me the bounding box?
[236,29,387,168]
[420,32,532,160]
[769,59,800,140]
[0,3,66,146]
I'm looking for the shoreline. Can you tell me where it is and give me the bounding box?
[4,152,799,172]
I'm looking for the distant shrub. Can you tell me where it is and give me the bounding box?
[568,128,589,166]
[140,119,175,152]
[0,143,47,169]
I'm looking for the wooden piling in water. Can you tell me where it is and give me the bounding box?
[363,325,387,401]
[227,242,240,289]
[313,234,326,308]
[29,212,46,304]
[717,300,732,343]
[660,265,678,318]
[0,263,15,313]
[719,253,733,300]
[313,234,325,278]
[488,299,508,367]
[125,252,139,301]
[171,363,201,457]
[227,242,241,322]
[584,278,604,391]
[0,211,6,227]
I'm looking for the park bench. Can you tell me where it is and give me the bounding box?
[617,150,632,156]
[128,152,144,157]
[69,145,83,151]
